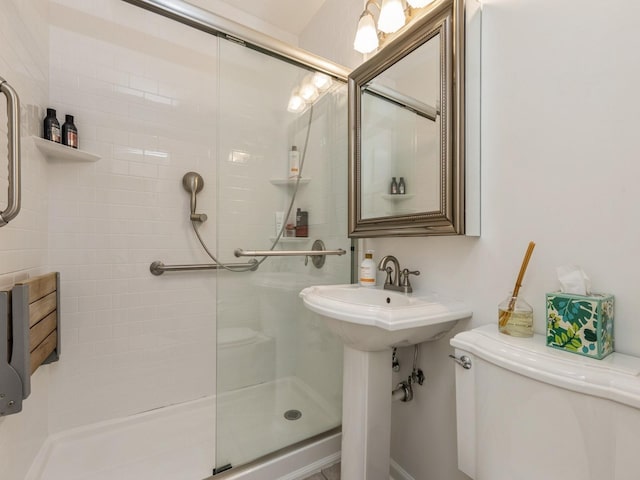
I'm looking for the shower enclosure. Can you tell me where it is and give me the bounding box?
[123,1,351,476]
[12,1,353,477]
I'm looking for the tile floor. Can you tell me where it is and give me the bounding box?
[302,462,340,480]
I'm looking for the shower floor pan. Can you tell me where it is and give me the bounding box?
[26,377,341,480]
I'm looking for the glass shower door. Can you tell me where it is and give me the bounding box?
[214,37,349,471]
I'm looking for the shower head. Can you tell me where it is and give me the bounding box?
[182,172,208,222]
[182,171,203,194]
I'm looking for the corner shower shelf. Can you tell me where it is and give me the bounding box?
[270,178,311,186]
[32,136,100,162]
[381,194,415,201]
[268,237,310,243]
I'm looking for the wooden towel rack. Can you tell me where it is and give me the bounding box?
[1,272,60,417]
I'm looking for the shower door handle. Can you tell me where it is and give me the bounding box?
[0,76,21,227]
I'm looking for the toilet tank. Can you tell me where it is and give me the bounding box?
[450,325,640,480]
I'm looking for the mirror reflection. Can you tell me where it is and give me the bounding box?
[360,32,441,220]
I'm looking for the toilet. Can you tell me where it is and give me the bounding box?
[450,325,640,480]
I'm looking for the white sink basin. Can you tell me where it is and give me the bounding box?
[299,284,471,351]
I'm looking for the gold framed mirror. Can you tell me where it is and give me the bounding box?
[348,0,466,237]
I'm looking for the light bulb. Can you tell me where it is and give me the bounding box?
[406,0,434,7]
[287,92,305,113]
[353,12,379,54]
[299,81,319,102]
[378,0,406,34]
[312,72,332,92]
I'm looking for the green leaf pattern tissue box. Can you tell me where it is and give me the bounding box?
[546,292,614,359]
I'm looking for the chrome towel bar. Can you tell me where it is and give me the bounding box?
[234,239,346,269]
[0,76,21,227]
[234,248,347,257]
[150,260,258,276]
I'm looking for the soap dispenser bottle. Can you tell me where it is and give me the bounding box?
[359,250,376,287]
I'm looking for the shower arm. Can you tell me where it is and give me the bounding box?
[190,186,197,219]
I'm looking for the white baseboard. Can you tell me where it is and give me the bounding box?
[282,452,341,480]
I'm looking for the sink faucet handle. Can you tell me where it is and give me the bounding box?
[400,269,420,287]
[383,266,394,286]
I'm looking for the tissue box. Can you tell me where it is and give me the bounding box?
[546,292,614,359]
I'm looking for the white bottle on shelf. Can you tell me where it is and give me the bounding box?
[288,145,300,179]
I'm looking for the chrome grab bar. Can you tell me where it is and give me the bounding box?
[234,239,346,270]
[234,239,347,259]
[0,76,21,227]
[150,259,258,276]
[234,248,346,257]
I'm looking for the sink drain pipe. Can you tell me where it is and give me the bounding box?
[392,380,413,402]
[391,345,424,402]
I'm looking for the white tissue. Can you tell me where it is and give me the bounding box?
[557,265,591,295]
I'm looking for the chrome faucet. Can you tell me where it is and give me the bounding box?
[377,255,420,294]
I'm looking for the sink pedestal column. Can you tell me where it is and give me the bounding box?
[341,345,392,479]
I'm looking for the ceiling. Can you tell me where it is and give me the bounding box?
[212,0,328,36]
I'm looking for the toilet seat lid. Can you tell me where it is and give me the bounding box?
[451,324,640,410]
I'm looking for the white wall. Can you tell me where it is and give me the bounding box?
[303,0,640,479]
[298,0,364,71]
[189,0,299,46]
[0,1,50,478]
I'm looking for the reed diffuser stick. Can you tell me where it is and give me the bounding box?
[499,241,536,328]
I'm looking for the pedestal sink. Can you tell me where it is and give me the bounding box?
[299,284,472,480]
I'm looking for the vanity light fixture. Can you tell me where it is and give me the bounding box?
[353,0,438,54]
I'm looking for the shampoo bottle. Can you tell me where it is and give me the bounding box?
[62,114,78,148]
[274,211,285,236]
[390,177,398,194]
[359,250,376,287]
[295,207,308,237]
[398,177,406,194]
[289,145,300,178]
[43,108,61,143]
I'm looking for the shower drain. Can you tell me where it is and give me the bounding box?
[284,409,302,421]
